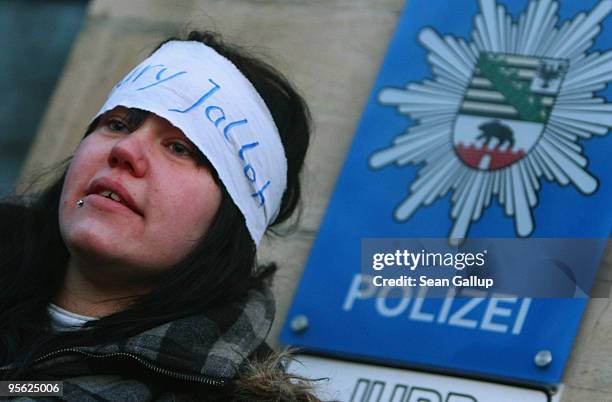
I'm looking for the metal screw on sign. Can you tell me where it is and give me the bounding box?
[290,315,309,333]
[534,350,552,368]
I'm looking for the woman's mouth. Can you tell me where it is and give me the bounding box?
[85,178,144,216]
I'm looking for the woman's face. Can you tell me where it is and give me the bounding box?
[59,107,222,276]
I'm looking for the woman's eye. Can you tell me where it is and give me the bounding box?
[169,142,192,157]
[107,119,129,132]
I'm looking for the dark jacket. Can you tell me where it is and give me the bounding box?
[2,287,317,401]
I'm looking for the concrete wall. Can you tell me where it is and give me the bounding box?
[21,1,612,401]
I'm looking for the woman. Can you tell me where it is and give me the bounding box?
[0,31,319,401]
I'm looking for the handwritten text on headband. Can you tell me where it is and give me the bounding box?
[115,63,271,207]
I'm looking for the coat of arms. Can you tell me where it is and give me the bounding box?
[370,0,612,239]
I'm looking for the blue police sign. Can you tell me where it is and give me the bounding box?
[281,0,612,385]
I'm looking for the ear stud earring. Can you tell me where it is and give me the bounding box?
[76,199,84,207]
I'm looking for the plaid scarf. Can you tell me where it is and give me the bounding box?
[8,287,275,401]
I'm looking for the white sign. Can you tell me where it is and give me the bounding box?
[286,355,562,402]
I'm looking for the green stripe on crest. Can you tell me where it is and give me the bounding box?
[477,53,549,123]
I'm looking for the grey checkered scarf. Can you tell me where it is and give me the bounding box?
[77,286,275,379]
[9,287,275,401]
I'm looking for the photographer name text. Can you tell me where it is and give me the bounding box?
[370,249,494,289]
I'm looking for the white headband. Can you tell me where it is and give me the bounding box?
[95,41,287,245]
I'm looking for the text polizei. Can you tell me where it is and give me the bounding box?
[344,274,530,335]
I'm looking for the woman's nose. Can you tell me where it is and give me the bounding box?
[108,131,149,177]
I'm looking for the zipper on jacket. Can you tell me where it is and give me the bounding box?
[12,348,226,387]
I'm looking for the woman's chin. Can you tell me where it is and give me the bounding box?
[63,223,132,262]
